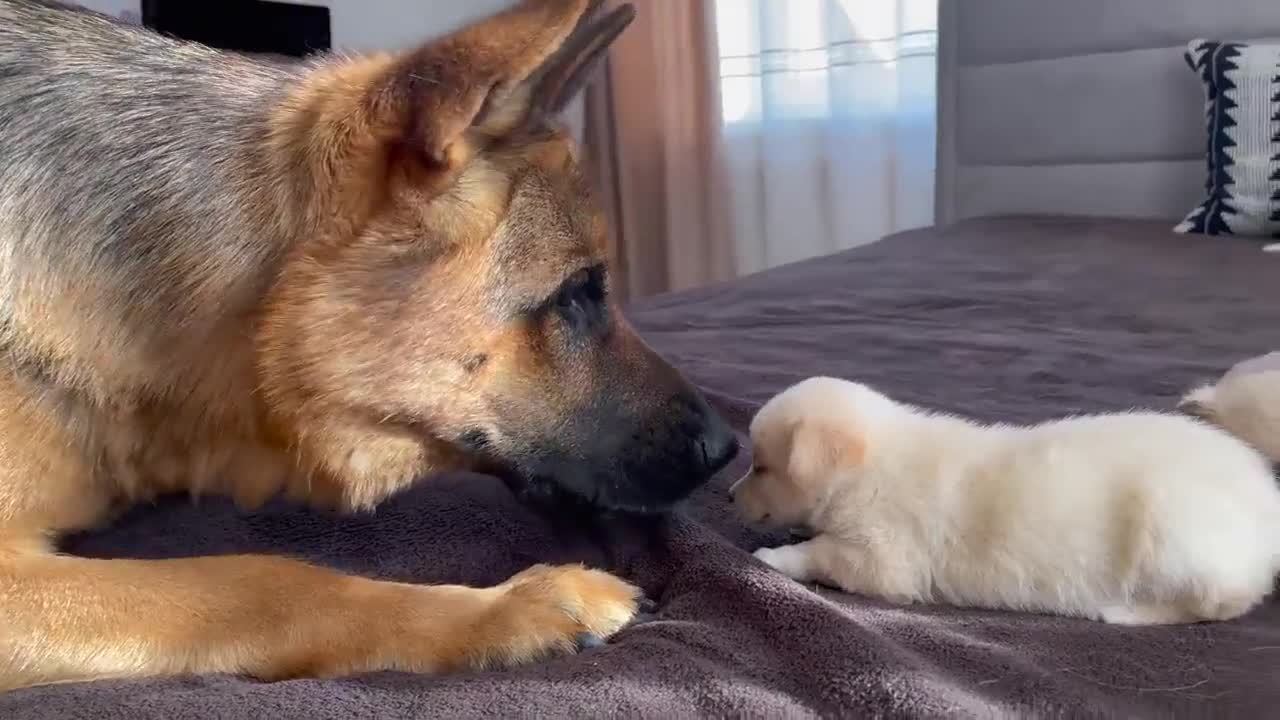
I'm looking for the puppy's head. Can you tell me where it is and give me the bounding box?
[730,378,887,528]
[259,1,736,512]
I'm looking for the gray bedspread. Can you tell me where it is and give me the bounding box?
[3,216,1277,718]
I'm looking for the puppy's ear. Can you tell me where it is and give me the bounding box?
[786,418,864,483]
[367,0,633,169]
[1178,384,1218,421]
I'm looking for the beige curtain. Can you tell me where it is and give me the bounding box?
[581,0,734,301]
[582,1,939,301]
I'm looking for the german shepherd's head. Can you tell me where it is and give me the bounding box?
[257,0,737,513]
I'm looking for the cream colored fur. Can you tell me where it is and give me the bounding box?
[1180,351,1280,463]
[732,377,1280,625]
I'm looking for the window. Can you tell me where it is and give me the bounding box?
[714,0,938,125]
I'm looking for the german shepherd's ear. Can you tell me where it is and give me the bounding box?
[520,1,635,125]
[370,0,635,170]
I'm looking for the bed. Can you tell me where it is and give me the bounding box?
[5,0,1280,718]
[2,216,1275,718]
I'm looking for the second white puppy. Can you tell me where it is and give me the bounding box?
[731,377,1280,625]
[1179,351,1280,463]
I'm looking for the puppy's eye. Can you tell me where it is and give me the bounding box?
[752,465,768,475]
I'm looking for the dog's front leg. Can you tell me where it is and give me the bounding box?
[0,543,639,691]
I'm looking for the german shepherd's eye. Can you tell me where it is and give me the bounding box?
[554,265,607,335]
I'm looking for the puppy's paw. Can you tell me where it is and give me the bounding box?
[1099,604,1199,626]
[753,546,810,581]
[467,563,641,669]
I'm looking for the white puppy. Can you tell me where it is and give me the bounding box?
[1180,351,1280,463]
[731,377,1280,625]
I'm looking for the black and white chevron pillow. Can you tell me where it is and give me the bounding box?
[1175,38,1280,239]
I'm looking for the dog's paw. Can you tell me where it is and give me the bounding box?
[467,563,641,669]
[754,546,810,581]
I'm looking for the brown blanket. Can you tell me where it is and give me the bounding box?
[3,216,1277,718]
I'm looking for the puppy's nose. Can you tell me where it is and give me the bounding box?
[698,412,739,474]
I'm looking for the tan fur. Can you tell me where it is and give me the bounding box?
[0,0,681,691]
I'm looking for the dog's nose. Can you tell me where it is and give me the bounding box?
[698,412,739,475]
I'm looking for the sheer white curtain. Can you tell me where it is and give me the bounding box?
[714,0,938,275]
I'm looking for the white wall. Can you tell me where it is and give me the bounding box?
[290,0,515,52]
[75,1,516,50]
[74,0,139,23]
[69,0,584,136]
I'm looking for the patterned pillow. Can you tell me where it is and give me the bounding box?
[1175,39,1280,239]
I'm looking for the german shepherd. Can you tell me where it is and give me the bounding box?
[0,0,738,690]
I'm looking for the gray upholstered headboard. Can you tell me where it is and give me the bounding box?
[935,0,1280,224]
